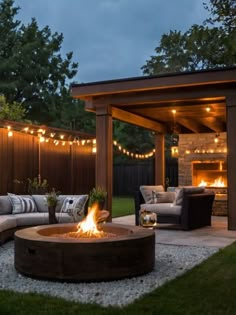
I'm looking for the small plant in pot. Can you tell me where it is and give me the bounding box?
[89,186,107,210]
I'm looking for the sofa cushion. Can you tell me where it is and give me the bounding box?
[140,203,181,216]
[140,185,164,204]
[153,191,176,203]
[32,195,66,213]
[174,186,205,206]
[0,196,12,215]
[8,193,37,214]
[13,212,74,226]
[61,195,88,220]
[0,215,17,232]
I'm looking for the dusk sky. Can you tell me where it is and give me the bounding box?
[14,0,210,83]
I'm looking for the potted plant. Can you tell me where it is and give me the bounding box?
[46,188,60,224]
[88,186,107,210]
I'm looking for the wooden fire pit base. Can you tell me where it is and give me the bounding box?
[14,223,155,282]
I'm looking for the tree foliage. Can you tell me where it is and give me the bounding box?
[0,0,91,130]
[142,0,236,75]
[0,94,26,120]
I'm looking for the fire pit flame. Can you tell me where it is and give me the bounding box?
[66,203,111,239]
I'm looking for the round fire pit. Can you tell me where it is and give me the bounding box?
[14,223,155,282]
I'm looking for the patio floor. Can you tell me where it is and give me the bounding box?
[113,215,236,249]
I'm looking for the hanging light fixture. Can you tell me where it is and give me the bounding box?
[171,109,179,158]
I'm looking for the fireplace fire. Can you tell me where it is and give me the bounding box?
[192,161,227,189]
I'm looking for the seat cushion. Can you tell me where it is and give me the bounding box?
[13,212,74,226]
[0,215,17,232]
[140,185,164,204]
[140,203,181,215]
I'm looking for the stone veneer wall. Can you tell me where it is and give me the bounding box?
[178,132,227,186]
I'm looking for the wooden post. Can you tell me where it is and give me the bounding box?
[95,105,113,220]
[226,95,236,230]
[154,134,165,187]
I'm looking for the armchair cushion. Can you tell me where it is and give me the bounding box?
[140,185,164,204]
[140,203,181,216]
[174,186,205,206]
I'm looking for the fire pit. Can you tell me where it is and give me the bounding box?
[14,222,155,282]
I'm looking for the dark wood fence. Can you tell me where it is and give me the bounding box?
[0,128,95,195]
[113,158,178,196]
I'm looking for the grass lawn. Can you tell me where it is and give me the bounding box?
[112,196,134,217]
[1,241,236,314]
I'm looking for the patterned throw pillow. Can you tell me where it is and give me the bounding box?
[61,195,88,221]
[8,193,37,214]
[152,191,176,203]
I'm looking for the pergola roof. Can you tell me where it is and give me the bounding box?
[71,66,236,230]
[72,66,236,134]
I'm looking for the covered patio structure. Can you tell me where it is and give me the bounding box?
[71,67,236,230]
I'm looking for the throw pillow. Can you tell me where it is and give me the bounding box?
[152,191,176,203]
[8,193,37,214]
[140,185,164,204]
[61,195,88,220]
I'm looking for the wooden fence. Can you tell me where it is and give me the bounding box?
[0,128,95,195]
[113,158,178,196]
[0,126,178,197]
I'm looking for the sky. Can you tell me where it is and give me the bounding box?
[14,0,210,84]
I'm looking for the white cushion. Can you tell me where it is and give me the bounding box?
[8,193,37,214]
[140,203,181,216]
[61,195,88,221]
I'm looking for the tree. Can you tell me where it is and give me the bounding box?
[141,0,236,75]
[0,0,80,127]
[0,95,26,121]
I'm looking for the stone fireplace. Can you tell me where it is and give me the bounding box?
[178,133,227,215]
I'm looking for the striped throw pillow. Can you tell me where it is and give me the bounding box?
[8,193,37,214]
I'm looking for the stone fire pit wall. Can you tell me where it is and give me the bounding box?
[178,132,227,216]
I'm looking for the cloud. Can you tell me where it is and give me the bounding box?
[14,0,209,83]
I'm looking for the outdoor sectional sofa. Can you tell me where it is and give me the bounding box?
[0,193,88,244]
[134,185,215,230]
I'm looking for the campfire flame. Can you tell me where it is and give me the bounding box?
[198,176,226,187]
[67,203,110,239]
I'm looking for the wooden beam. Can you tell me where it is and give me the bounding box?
[71,67,236,98]
[96,112,113,221]
[177,117,209,133]
[155,134,165,186]
[199,117,226,133]
[226,95,236,230]
[112,107,166,133]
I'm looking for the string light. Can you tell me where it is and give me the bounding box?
[113,140,155,159]
[2,123,156,159]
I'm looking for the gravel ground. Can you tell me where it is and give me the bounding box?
[0,241,218,307]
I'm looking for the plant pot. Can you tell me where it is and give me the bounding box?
[97,200,105,211]
[48,206,58,224]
